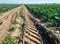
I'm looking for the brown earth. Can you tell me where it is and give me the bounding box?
[0,6,21,44]
[0,5,59,44]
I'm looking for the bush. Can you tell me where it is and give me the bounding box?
[13,20,19,25]
[3,36,17,44]
[10,26,16,32]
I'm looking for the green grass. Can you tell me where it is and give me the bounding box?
[10,26,16,32]
[3,36,17,44]
[0,4,20,13]
[13,20,19,25]
[26,4,60,28]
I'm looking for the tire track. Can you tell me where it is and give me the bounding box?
[0,6,21,44]
[23,15,43,44]
[21,5,43,44]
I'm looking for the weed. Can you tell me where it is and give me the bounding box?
[3,36,17,44]
[13,20,19,25]
[10,26,16,32]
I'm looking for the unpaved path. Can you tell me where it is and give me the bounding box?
[0,6,21,44]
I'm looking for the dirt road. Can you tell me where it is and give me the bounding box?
[0,6,21,44]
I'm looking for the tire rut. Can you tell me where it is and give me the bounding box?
[0,6,21,44]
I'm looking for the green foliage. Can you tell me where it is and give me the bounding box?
[0,4,20,13]
[13,20,19,25]
[3,36,17,44]
[26,4,60,27]
[10,26,16,32]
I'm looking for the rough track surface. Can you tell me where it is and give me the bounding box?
[0,5,56,44]
[0,6,21,44]
[21,5,43,44]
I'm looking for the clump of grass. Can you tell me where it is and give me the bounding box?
[51,27,60,37]
[10,26,16,32]
[13,20,19,25]
[3,36,17,44]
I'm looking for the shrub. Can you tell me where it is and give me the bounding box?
[10,26,16,32]
[13,20,19,25]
